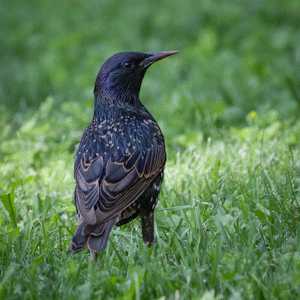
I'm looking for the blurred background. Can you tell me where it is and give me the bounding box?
[1,0,300,151]
[1,0,300,298]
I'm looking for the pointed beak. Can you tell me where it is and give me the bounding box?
[141,50,179,68]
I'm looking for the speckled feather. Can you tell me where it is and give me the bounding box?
[70,51,176,256]
[74,103,166,225]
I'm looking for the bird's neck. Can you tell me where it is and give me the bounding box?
[93,91,142,120]
[94,73,143,107]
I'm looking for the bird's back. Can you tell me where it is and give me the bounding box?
[73,102,166,227]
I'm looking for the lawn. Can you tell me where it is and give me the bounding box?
[1,0,300,299]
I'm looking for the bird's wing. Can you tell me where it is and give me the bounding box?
[74,144,165,225]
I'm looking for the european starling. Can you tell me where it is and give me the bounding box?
[70,50,178,257]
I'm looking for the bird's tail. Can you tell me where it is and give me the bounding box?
[70,218,116,254]
[87,218,116,252]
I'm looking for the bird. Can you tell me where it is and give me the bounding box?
[69,50,178,258]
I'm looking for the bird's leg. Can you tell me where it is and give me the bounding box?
[140,211,156,246]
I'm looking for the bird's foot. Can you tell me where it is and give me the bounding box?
[143,237,156,247]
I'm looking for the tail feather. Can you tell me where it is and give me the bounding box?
[70,222,88,253]
[70,218,116,254]
[87,218,116,252]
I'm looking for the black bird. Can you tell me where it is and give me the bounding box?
[70,50,178,258]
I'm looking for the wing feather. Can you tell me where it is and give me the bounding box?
[74,119,166,226]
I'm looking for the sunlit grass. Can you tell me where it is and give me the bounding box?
[1,99,300,299]
[1,0,300,299]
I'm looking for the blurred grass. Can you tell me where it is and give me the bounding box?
[0,0,300,299]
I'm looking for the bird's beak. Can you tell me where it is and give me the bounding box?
[140,50,179,68]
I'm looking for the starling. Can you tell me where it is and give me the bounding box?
[70,50,178,258]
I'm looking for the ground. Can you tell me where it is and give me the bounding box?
[0,0,300,299]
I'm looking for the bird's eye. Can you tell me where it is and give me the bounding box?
[123,62,132,68]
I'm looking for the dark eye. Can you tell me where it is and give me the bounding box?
[123,62,132,68]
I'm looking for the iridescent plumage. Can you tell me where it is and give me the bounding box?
[70,51,177,257]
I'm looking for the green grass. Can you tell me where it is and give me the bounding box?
[1,0,300,299]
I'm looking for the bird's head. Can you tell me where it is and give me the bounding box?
[94,51,178,103]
